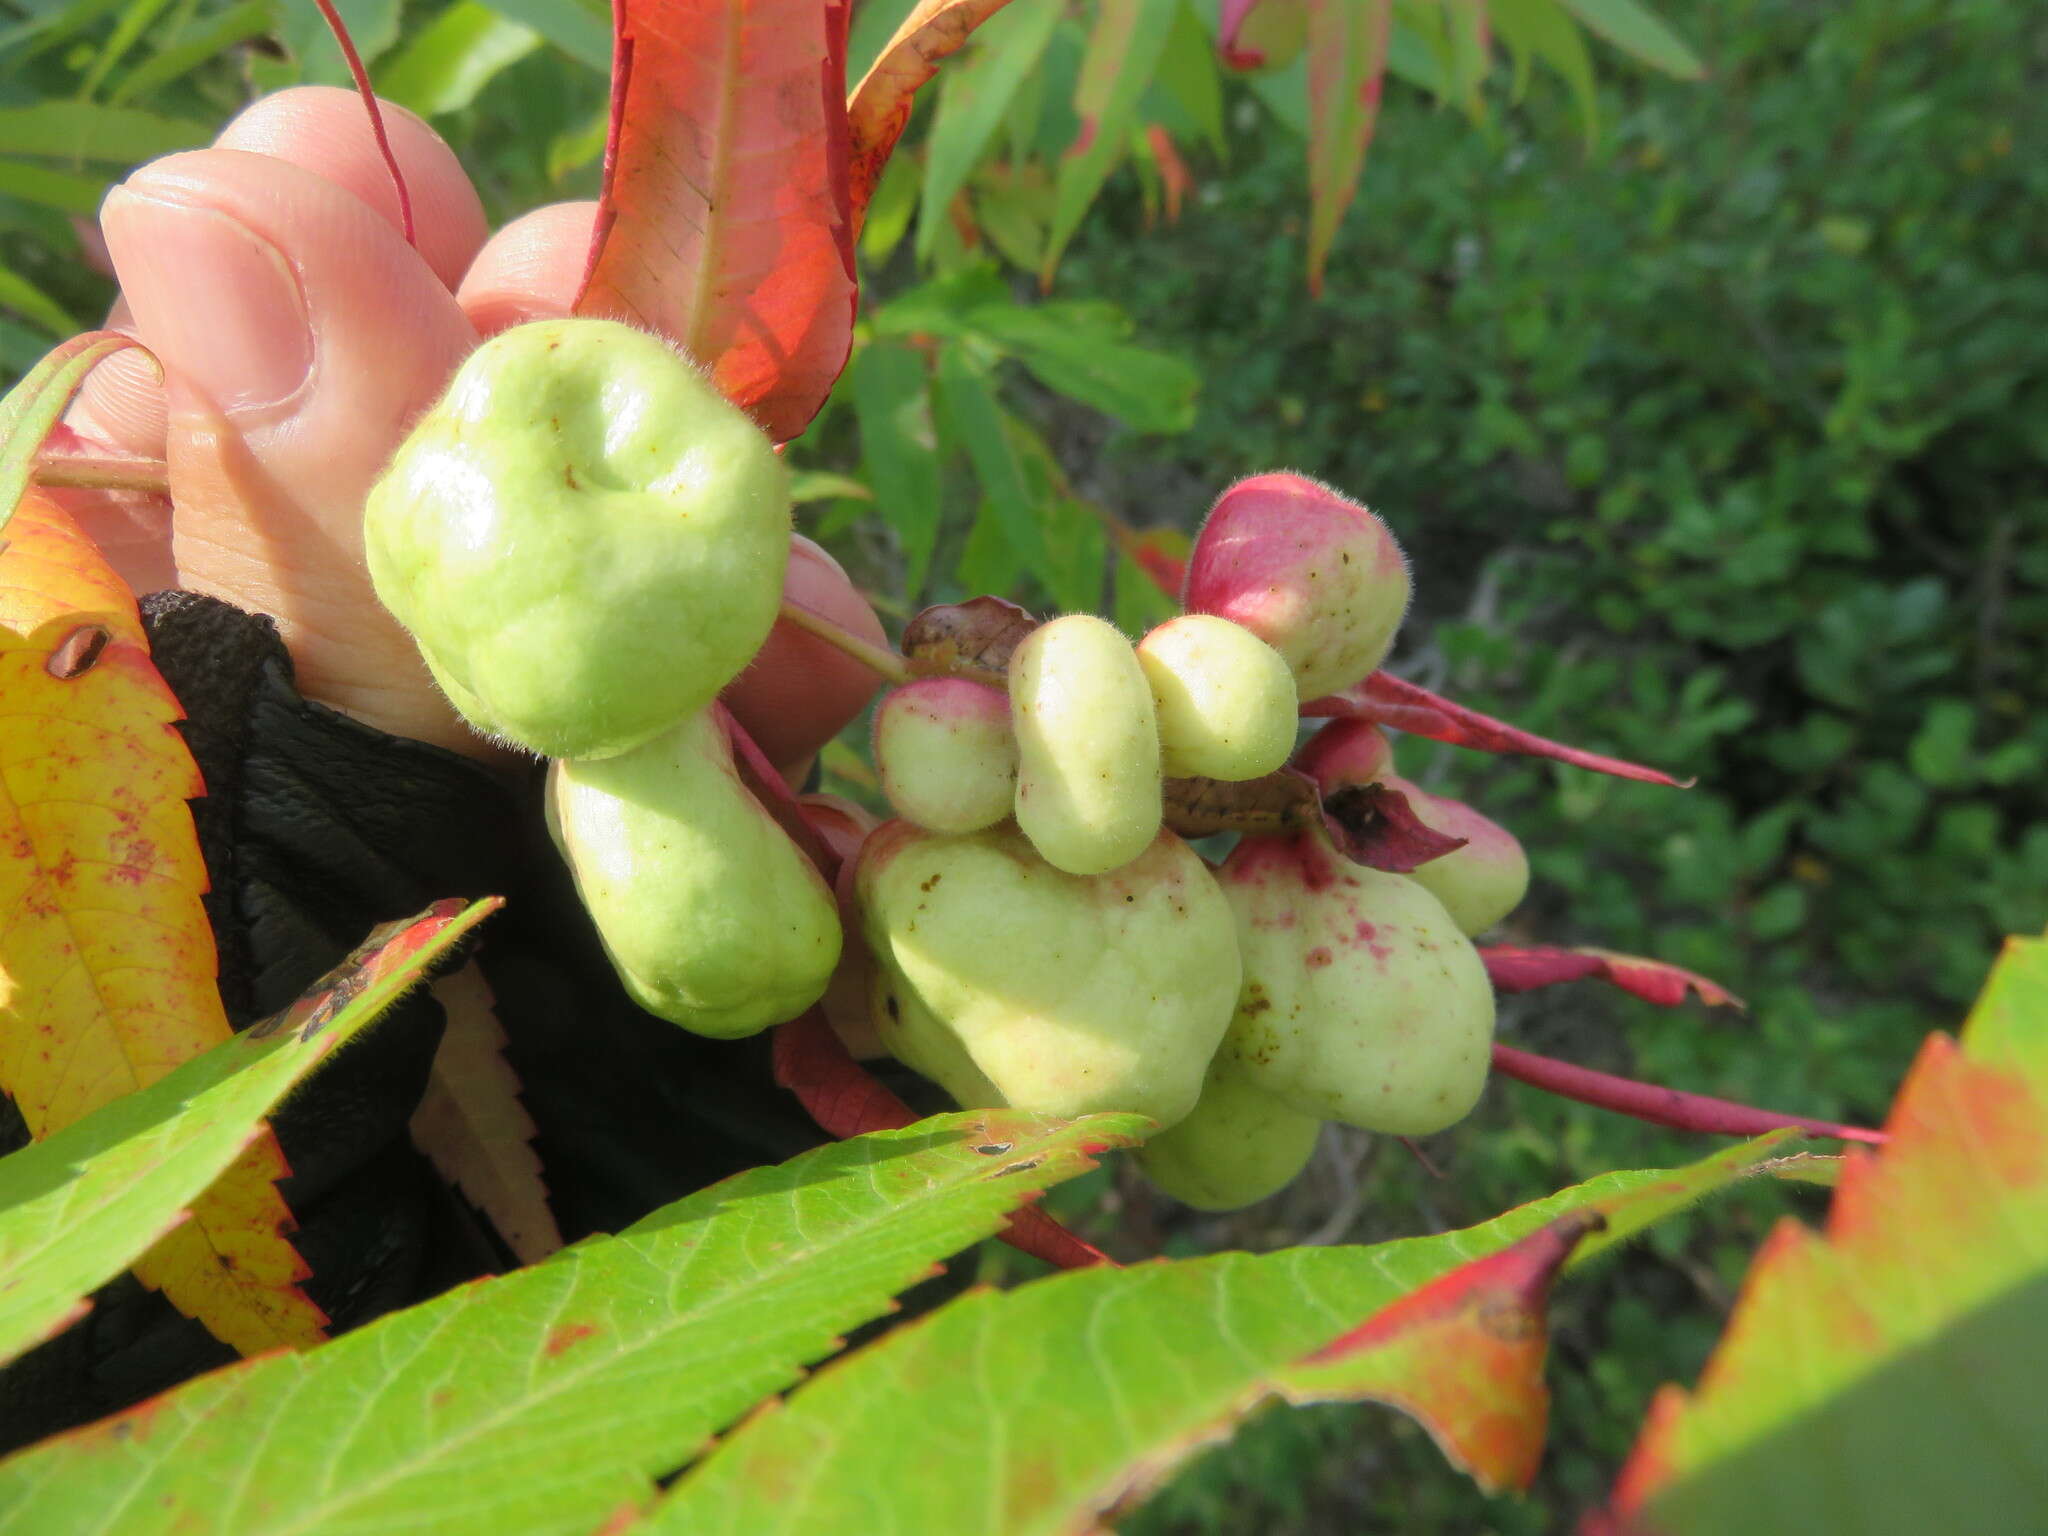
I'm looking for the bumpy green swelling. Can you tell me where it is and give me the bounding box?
[1010,615,1163,875]
[857,821,1240,1128]
[1215,832,1494,1136]
[1133,1057,1322,1211]
[365,317,790,759]
[1136,615,1299,781]
[1385,776,1531,937]
[547,707,841,1037]
[872,678,1017,834]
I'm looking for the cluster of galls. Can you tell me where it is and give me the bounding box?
[363,322,1530,1214]
[849,474,1531,1211]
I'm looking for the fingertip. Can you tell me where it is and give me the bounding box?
[216,86,488,292]
[724,539,890,774]
[456,201,600,336]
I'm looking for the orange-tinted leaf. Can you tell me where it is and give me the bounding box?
[0,488,325,1354]
[1306,669,1690,786]
[1481,943,1744,1010]
[1605,933,2048,1534]
[1128,522,1189,596]
[772,1010,1113,1269]
[1143,122,1191,223]
[1284,1211,1602,1491]
[409,959,563,1266]
[577,0,857,443]
[1304,0,1391,295]
[846,0,1018,234]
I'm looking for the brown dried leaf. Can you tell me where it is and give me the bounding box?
[1162,771,1465,873]
[409,960,563,1266]
[900,596,1039,676]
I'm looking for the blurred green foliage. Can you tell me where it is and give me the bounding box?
[1,0,2042,1527]
[1044,0,2045,1528]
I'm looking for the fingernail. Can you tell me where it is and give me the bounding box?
[102,186,312,414]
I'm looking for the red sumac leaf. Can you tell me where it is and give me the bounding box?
[577,0,856,442]
[1481,944,1745,1011]
[847,0,1018,234]
[1305,670,1690,787]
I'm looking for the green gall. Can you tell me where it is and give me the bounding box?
[1137,614,1299,781]
[1216,832,1494,1136]
[873,678,1017,834]
[365,317,790,759]
[547,707,841,1038]
[1184,473,1411,701]
[857,821,1240,1128]
[1384,776,1531,937]
[1010,614,1163,875]
[1134,1057,1321,1210]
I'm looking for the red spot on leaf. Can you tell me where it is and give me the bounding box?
[544,1321,600,1358]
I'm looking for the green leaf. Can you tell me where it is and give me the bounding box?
[376,0,541,116]
[108,0,277,105]
[1150,0,1226,159]
[849,338,943,598]
[545,101,610,182]
[1114,549,1178,634]
[0,898,496,1369]
[275,0,403,85]
[71,0,177,103]
[788,469,873,504]
[1609,935,2048,1535]
[1305,0,1392,295]
[934,342,1056,590]
[479,0,609,73]
[0,332,151,534]
[0,265,76,338]
[647,1133,1797,1532]
[1556,0,1703,79]
[859,147,920,264]
[915,0,1063,264]
[965,299,1198,433]
[1042,0,1179,283]
[0,159,107,215]
[0,1111,1139,1535]
[1489,0,1599,146]
[1906,698,1976,789]
[0,103,210,162]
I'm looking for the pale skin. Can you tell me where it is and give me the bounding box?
[62,87,888,770]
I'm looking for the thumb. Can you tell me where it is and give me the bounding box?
[101,150,485,755]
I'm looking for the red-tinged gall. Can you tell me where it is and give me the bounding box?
[1184,472,1412,701]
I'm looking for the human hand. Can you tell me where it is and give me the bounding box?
[63,87,885,768]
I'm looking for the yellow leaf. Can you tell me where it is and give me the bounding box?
[0,487,326,1354]
[410,960,562,1266]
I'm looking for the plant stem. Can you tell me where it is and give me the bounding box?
[34,453,172,495]
[778,597,913,684]
[1491,1042,1886,1145]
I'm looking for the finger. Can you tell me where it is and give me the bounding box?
[724,535,889,777]
[456,200,599,337]
[101,149,486,756]
[68,87,487,463]
[217,87,487,291]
